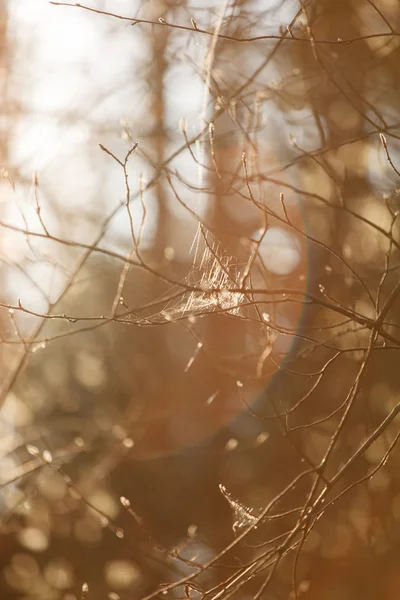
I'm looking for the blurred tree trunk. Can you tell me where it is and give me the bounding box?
[285,1,400,596]
[148,1,170,258]
[0,0,9,401]
[203,0,258,434]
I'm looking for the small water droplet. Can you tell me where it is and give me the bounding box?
[164,247,175,261]
[42,450,52,463]
[32,342,46,353]
[225,438,238,452]
[255,432,269,445]
[26,445,40,457]
[122,437,134,449]
[120,496,131,508]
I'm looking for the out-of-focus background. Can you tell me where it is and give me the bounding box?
[1,1,400,599]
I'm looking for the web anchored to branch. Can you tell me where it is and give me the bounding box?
[219,484,259,534]
[161,226,248,321]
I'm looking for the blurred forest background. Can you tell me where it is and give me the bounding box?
[1,0,400,599]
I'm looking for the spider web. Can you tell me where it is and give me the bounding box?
[219,484,259,534]
[162,225,248,321]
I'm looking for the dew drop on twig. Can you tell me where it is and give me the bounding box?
[42,450,52,463]
[32,342,46,354]
[26,444,40,457]
[120,496,131,508]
